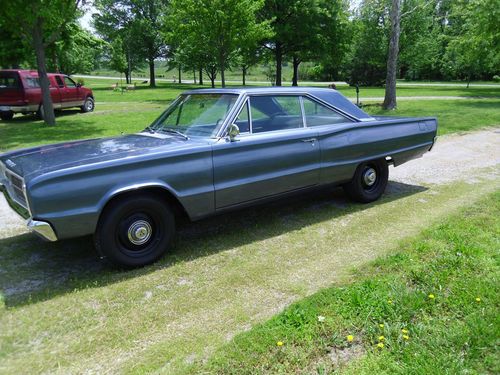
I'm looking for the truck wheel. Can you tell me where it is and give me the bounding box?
[0,111,14,121]
[94,194,175,268]
[81,97,95,113]
[343,159,388,203]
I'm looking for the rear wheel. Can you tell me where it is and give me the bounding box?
[94,194,175,268]
[81,96,94,113]
[343,159,388,203]
[0,111,14,121]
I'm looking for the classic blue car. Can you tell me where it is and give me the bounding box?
[0,88,437,267]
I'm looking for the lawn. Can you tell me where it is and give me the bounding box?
[0,80,499,152]
[199,192,500,374]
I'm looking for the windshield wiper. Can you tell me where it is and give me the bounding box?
[159,128,189,140]
[143,126,156,134]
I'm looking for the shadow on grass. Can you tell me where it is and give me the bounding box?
[0,181,427,308]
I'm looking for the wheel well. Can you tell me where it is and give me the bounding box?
[100,187,191,223]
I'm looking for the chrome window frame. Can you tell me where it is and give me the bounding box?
[219,92,357,138]
[301,95,353,127]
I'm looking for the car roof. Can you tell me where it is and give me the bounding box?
[182,87,374,121]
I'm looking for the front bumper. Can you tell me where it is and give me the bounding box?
[0,181,58,242]
[27,219,58,242]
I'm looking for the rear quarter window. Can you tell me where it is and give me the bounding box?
[0,73,21,89]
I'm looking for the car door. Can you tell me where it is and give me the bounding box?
[212,95,320,209]
[62,76,80,105]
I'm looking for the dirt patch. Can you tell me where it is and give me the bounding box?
[328,344,366,367]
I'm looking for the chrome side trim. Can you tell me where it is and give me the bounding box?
[27,219,58,242]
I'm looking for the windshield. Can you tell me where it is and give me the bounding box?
[149,93,239,137]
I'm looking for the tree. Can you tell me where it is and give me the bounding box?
[0,0,82,125]
[47,23,107,74]
[169,0,270,88]
[288,0,350,86]
[442,0,500,84]
[382,0,401,109]
[93,0,168,87]
[347,0,390,86]
[259,0,299,86]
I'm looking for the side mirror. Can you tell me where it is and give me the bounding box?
[228,123,240,141]
[76,83,82,88]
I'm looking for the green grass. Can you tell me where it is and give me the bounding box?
[198,192,500,374]
[1,79,499,152]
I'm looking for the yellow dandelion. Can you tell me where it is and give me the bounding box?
[401,329,409,334]
[346,335,354,343]
[428,294,435,299]
[379,323,384,329]
[475,297,481,302]
[277,341,284,347]
[388,300,393,304]
[376,342,384,349]
[402,335,410,340]
[378,336,385,342]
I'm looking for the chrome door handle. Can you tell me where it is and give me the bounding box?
[302,138,317,143]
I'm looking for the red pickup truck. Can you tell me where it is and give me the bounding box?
[0,70,94,121]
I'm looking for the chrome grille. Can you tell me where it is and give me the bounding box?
[5,169,27,207]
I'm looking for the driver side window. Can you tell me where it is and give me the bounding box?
[249,95,303,133]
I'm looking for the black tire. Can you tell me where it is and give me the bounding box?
[0,111,14,121]
[94,194,175,268]
[343,159,389,203]
[81,96,95,113]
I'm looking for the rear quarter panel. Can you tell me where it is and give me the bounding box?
[317,117,437,184]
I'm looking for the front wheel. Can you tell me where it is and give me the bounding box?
[94,194,175,268]
[343,159,389,203]
[81,97,95,113]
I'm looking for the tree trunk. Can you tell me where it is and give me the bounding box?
[220,59,225,88]
[210,76,215,88]
[383,0,401,110]
[149,59,156,87]
[32,17,55,126]
[199,67,203,85]
[292,56,300,86]
[127,49,131,84]
[178,66,182,84]
[193,69,196,84]
[275,43,282,86]
[242,66,246,86]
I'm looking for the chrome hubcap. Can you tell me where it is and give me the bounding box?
[127,220,152,245]
[363,167,377,187]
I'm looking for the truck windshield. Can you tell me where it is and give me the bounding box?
[149,94,238,137]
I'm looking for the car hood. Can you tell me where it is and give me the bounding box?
[0,133,207,180]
